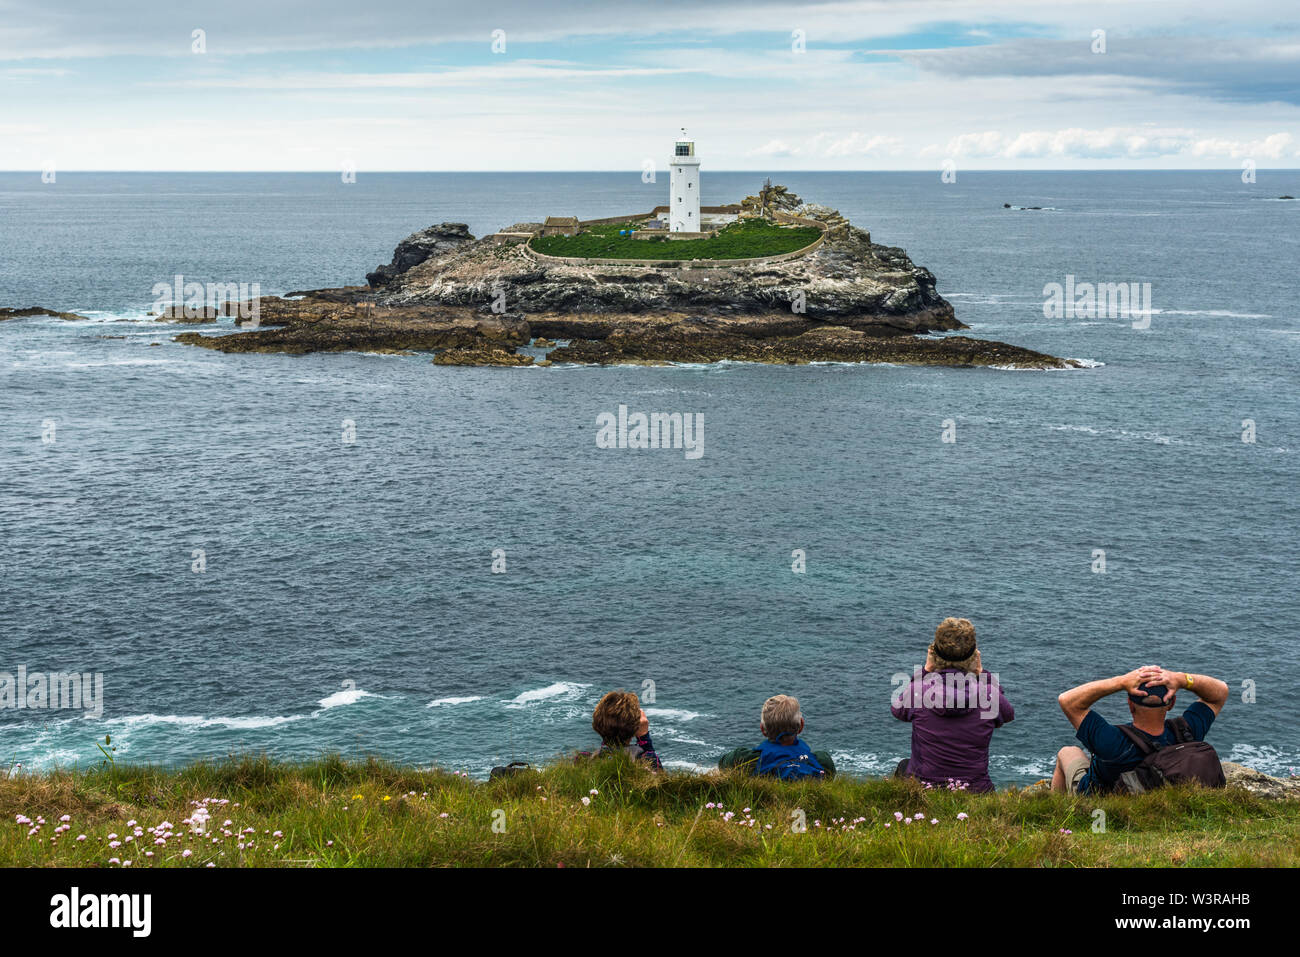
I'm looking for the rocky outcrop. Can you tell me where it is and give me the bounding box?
[376,212,948,330]
[154,304,219,323]
[550,324,1078,368]
[170,186,1083,370]
[433,344,534,366]
[1,306,88,321]
[175,298,528,354]
[1222,762,1300,799]
[366,223,475,288]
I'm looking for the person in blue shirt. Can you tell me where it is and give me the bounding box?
[718,694,835,779]
[1052,665,1228,793]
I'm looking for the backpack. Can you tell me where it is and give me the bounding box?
[489,761,532,780]
[755,739,826,781]
[1115,717,1225,793]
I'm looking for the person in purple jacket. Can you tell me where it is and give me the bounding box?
[890,617,1014,793]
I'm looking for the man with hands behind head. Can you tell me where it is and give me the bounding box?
[1052,665,1228,794]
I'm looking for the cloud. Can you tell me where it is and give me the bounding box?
[929,127,1300,161]
[749,131,905,158]
[901,35,1300,105]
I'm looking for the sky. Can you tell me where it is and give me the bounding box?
[1,0,1298,171]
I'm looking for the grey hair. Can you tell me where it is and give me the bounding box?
[760,694,803,741]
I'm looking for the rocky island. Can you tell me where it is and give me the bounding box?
[171,186,1079,369]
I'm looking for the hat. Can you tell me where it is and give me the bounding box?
[1129,682,1171,708]
[927,617,979,673]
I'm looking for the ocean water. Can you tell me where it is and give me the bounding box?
[1,170,1297,783]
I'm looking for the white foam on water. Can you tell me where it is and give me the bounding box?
[644,708,704,722]
[427,695,484,708]
[821,750,890,774]
[1225,742,1299,778]
[660,760,712,774]
[1065,357,1105,368]
[114,712,306,730]
[62,358,178,368]
[1148,309,1271,319]
[506,681,590,708]
[1047,423,1182,445]
[659,733,710,747]
[316,687,380,711]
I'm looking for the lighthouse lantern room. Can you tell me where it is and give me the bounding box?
[668,128,701,233]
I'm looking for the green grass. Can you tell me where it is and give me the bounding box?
[3,755,1297,867]
[529,217,821,261]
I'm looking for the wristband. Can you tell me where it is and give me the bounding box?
[1186,673,1194,689]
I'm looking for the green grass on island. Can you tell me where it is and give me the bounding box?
[4,755,1298,867]
[529,217,821,261]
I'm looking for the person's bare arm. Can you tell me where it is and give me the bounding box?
[1058,670,1146,730]
[1139,666,1229,716]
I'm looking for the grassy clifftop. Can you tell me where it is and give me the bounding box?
[529,217,821,260]
[3,755,1297,868]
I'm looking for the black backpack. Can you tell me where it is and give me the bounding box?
[488,761,533,781]
[1116,717,1225,793]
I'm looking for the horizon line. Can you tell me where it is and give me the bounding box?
[6,168,1300,174]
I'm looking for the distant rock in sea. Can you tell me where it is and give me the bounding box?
[0,306,88,322]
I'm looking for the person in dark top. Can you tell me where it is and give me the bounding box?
[1052,665,1228,793]
[717,694,836,779]
[588,689,662,770]
[891,617,1014,793]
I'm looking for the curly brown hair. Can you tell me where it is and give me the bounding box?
[592,690,641,745]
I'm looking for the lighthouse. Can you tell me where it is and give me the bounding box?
[668,129,701,232]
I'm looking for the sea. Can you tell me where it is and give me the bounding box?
[1,170,1297,783]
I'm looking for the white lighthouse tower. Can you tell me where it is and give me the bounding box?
[668,128,701,233]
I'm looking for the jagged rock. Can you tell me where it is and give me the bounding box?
[366,223,475,288]
[174,299,528,355]
[433,345,534,366]
[1,306,88,321]
[1223,762,1300,799]
[532,337,556,348]
[155,304,219,323]
[740,184,802,214]
[550,324,1077,369]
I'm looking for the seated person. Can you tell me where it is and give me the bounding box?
[718,694,835,779]
[1052,665,1228,793]
[586,690,662,770]
[891,617,1013,793]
